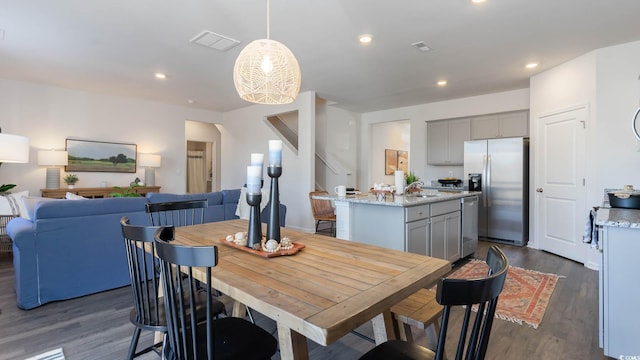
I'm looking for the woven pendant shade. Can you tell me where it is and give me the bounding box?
[234,38,301,104]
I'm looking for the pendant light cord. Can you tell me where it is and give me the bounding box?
[266,0,270,39]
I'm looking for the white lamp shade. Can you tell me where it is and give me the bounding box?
[138,154,161,168]
[38,150,68,166]
[0,133,30,163]
[233,39,301,105]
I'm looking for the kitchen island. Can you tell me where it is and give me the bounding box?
[313,190,480,262]
[595,208,640,358]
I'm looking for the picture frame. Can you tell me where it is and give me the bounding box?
[397,150,409,173]
[385,149,398,175]
[385,149,409,175]
[65,139,137,173]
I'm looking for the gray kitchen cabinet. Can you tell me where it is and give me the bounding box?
[471,111,529,139]
[444,211,461,262]
[430,214,446,259]
[406,218,430,256]
[407,199,461,262]
[427,118,470,165]
[429,202,461,262]
[599,225,640,358]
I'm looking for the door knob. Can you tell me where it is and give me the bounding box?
[536,188,543,193]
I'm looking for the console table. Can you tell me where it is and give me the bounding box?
[41,186,161,199]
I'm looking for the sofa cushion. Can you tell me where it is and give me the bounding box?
[33,197,149,221]
[20,196,59,220]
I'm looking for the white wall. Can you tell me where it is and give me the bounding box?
[0,79,222,196]
[529,50,597,253]
[219,91,316,232]
[595,41,640,194]
[359,89,530,191]
[314,99,359,192]
[529,40,640,268]
[370,120,410,185]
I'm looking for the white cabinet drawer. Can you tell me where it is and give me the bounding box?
[405,204,430,222]
[431,200,460,217]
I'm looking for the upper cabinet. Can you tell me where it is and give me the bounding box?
[427,118,470,165]
[471,111,529,139]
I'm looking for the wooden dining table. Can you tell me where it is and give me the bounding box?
[170,219,451,360]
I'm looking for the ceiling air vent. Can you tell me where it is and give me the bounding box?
[190,30,240,52]
[411,41,432,52]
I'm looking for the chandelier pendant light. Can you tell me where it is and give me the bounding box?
[233,0,301,105]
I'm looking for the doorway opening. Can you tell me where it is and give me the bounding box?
[186,141,213,193]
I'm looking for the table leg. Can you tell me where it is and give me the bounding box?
[371,310,397,345]
[232,301,247,318]
[277,323,309,360]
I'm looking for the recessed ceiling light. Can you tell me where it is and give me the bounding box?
[525,62,539,69]
[437,80,448,86]
[187,99,194,104]
[154,73,167,80]
[411,41,432,52]
[359,34,373,44]
[472,0,486,3]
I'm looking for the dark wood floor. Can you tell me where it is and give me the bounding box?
[0,236,607,360]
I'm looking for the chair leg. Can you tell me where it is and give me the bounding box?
[246,305,256,324]
[127,327,142,360]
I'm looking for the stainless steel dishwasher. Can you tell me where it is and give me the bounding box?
[461,196,479,258]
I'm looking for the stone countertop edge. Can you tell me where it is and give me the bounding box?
[596,208,640,228]
[312,191,481,207]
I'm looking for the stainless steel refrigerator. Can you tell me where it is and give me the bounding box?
[464,137,529,246]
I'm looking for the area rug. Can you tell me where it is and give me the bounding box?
[446,259,561,328]
[24,348,65,360]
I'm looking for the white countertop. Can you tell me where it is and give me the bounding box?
[596,208,640,228]
[313,190,481,207]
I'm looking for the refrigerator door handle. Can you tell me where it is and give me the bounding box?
[486,155,492,207]
[482,155,488,207]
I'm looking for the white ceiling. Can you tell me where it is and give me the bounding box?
[2,0,640,113]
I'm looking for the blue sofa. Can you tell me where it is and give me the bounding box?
[6,189,286,310]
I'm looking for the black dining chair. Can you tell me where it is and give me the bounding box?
[146,199,208,227]
[146,198,258,322]
[120,217,225,359]
[359,245,509,360]
[154,226,278,360]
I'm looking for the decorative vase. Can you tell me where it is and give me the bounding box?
[67,184,75,189]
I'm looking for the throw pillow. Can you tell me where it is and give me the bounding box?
[21,196,59,220]
[0,190,29,217]
[65,192,87,200]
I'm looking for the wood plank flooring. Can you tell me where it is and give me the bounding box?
[0,239,606,359]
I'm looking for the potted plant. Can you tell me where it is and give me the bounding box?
[405,171,422,193]
[0,184,16,193]
[63,174,79,189]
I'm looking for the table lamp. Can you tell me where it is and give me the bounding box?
[37,150,68,189]
[138,154,161,186]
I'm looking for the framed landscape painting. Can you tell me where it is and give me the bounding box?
[65,139,137,173]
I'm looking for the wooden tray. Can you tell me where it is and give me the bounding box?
[219,239,305,258]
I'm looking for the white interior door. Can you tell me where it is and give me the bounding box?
[537,106,587,263]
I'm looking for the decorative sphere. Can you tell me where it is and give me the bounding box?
[265,239,279,251]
